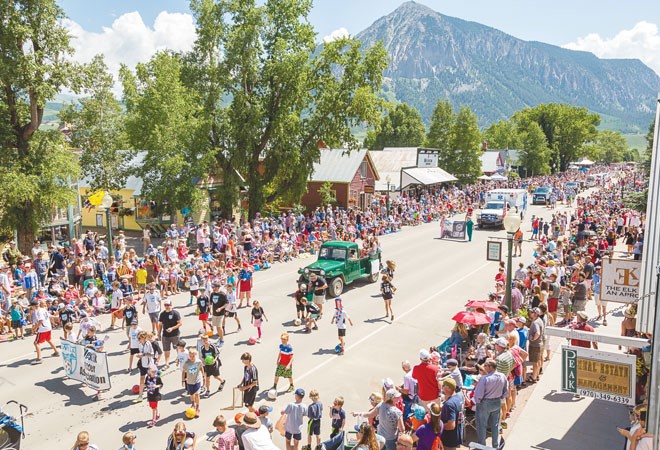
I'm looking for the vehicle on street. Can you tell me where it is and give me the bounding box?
[532,186,554,205]
[297,241,381,297]
[477,189,527,228]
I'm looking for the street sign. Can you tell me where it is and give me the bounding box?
[600,258,641,303]
[486,241,502,261]
[561,345,636,405]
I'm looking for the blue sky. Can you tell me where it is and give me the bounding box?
[58,0,659,45]
[57,0,660,75]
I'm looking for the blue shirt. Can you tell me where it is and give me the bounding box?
[517,327,529,351]
[440,393,463,447]
[473,370,508,404]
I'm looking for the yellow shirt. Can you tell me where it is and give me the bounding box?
[136,268,147,284]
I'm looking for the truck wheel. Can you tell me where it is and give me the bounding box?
[328,277,344,297]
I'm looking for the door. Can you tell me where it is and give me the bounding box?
[346,248,361,281]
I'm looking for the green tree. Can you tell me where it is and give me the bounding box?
[448,106,482,183]
[595,130,627,163]
[0,0,81,251]
[317,181,337,206]
[59,55,129,192]
[425,99,455,165]
[363,103,425,150]
[514,103,600,172]
[483,120,522,150]
[517,122,551,176]
[186,0,387,219]
[120,51,206,215]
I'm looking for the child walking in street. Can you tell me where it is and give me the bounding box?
[251,300,268,343]
[380,274,396,321]
[223,283,241,334]
[272,333,295,393]
[145,364,163,427]
[331,301,353,355]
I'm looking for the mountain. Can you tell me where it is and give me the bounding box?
[356,1,660,132]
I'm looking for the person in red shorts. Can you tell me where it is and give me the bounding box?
[145,364,163,427]
[196,287,211,331]
[30,300,59,364]
[411,349,440,410]
[237,263,253,309]
[546,273,560,325]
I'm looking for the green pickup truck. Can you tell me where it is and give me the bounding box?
[297,241,381,297]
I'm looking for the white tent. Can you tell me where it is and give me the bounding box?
[489,173,508,181]
[477,175,491,181]
[576,158,595,166]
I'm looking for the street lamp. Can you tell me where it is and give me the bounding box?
[503,210,522,312]
[385,175,391,215]
[100,192,114,259]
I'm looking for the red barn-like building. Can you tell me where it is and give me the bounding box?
[300,148,380,211]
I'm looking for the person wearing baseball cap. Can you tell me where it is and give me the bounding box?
[257,405,274,432]
[439,359,463,392]
[570,311,597,349]
[412,349,440,409]
[158,299,182,368]
[439,377,463,449]
[282,388,306,450]
[353,389,403,450]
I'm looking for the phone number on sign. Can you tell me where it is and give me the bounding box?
[578,390,632,405]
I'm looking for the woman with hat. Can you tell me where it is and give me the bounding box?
[620,306,638,350]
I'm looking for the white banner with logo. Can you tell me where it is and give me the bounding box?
[600,258,641,303]
[60,339,112,391]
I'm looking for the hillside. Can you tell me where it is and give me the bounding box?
[356,1,660,132]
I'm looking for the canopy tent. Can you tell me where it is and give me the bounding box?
[477,175,491,181]
[489,173,508,181]
[576,158,595,166]
[400,167,457,191]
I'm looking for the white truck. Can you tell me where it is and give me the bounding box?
[477,189,527,228]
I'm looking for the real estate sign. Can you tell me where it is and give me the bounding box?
[600,258,641,303]
[561,345,636,405]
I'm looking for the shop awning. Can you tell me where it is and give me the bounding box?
[400,167,457,190]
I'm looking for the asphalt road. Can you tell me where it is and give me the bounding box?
[0,200,566,449]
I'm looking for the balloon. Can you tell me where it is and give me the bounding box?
[267,389,277,400]
[204,355,215,365]
[185,408,196,419]
[132,385,140,394]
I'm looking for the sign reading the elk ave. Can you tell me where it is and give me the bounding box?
[561,345,636,405]
[600,258,641,303]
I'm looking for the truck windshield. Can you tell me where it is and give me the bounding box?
[484,202,504,210]
[319,247,347,261]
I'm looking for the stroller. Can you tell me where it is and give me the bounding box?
[0,401,28,449]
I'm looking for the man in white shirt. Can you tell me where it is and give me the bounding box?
[30,301,59,364]
[142,283,162,333]
[241,412,279,450]
[399,360,417,419]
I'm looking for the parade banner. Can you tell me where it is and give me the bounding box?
[600,258,641,303]
[60,339,111,391]
[561,345,636,405]
[442,219,466,240]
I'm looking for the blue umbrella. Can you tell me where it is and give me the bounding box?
[578,166,589,172]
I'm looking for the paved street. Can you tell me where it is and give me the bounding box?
[0,198,621,449]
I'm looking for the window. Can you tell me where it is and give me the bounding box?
[360,161,367,178]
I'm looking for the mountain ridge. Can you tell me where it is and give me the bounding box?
[356,1,660,132]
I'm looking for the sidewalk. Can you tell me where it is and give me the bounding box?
[504,282,632,449]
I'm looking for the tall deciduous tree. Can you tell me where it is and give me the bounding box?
[448,106,482,183]
[518,122,551,176]
[425,99,455,161]
[514,103,600,172]
[0,0,81,251]
[594,130,627,163]
[120,51,205,215]
[364,103,426,150]
[59,55,129,192]
[483,120,522,150]
[187,0,387,219]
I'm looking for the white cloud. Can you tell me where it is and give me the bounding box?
[563,21,660,75]
[323,27,350,43]
[63,11,197,88]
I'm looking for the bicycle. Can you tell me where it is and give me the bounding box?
[0,400,28,450]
